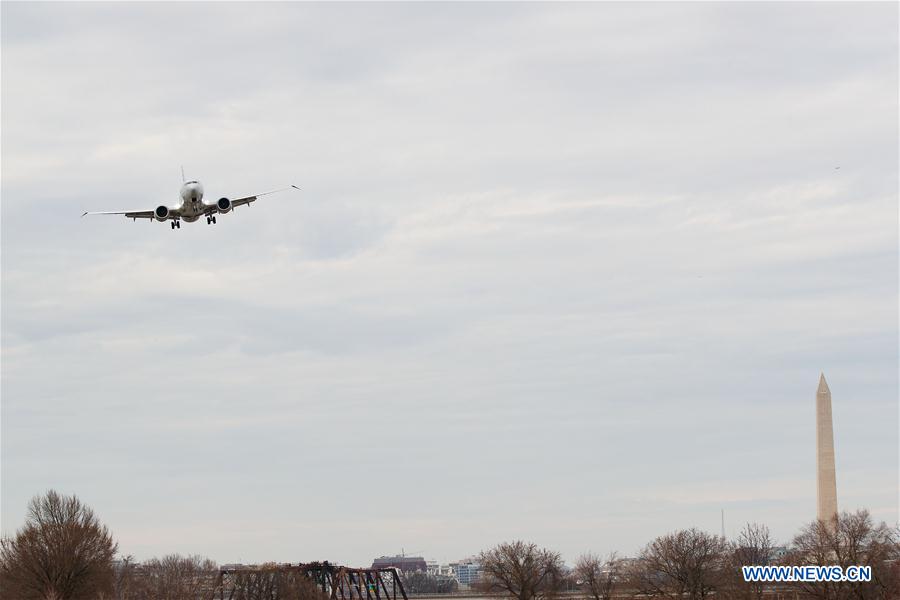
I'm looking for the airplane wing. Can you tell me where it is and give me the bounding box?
[230,185,301,209]
[82,210,156,221]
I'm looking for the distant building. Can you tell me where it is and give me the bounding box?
[602,557,638,582]
[452,559,482,587]
[372,556,427,574]
[425,561,454,577]
[769,546,789,561]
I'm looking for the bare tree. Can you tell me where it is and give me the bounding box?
[575,552,620,600]
[734,523,775,569]
[720,523,775,600]
[0,490,117,600]
[106,556,139,600]
[478,541,565,600]
[787,509,899,600]
[127,554,217,600]
[631,528,728,599]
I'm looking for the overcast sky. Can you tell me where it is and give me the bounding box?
[2,2,897,566]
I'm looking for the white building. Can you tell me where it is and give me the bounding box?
[453,559,482,587]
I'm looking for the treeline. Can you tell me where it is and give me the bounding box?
[476,518,898,600]
[1,490,898,600]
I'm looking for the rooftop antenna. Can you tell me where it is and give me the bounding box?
[181,166,185,183]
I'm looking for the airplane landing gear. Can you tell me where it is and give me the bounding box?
[171,220,180,229]
[206,216,217,225]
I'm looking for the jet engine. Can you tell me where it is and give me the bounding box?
[154,205,169,221]
[216,197,232,214]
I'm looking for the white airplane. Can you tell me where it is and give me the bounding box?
[83,178,300,229]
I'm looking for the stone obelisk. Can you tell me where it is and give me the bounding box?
[816,373,838,522]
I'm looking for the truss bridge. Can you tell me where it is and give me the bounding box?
[212,561,409,600]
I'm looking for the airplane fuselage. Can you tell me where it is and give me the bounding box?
[175,180,208,222]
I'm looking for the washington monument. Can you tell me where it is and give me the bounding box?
[816,373,838,522]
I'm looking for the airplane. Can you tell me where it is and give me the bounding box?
[82,177,300,229]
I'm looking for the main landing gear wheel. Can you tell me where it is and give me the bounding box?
[171,221,180,229]
[212,216,216,224]
[207,216,217,225]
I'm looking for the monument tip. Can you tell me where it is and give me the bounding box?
[818,372,830,395]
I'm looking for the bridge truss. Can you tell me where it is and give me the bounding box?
[211,561,409,600]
